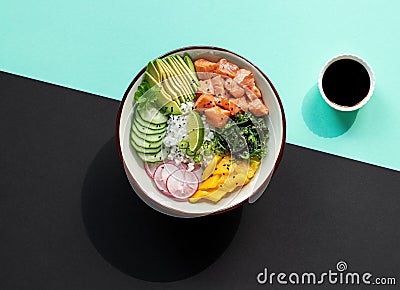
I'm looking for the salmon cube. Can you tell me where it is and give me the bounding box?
[224,78,244,98]
[211,75,225,97]
[244,87,258,101]
[234,69,255,88]
[198,79,214,95]
[228,99,242,115]
[223,88,231,99]
[251,85,262,98]
[205,107,230,128]
[194,94,216,112]
[230,97,248,112]
[215,59,239,78]
[214,97,230,110]
[194,59,218,80]
[248,99,269,116]
[194,59,217,72]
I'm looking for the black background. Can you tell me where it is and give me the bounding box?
[0,72,399,289]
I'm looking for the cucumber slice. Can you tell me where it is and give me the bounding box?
[131,122,165,142]
[134,112,167,131]
[130,139,161,154]
[130,130,163,149]
[133,118,166,135]
[137,104,167,125]
[136,149,168,163]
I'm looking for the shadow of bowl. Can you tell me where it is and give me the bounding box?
[81,137,243,282]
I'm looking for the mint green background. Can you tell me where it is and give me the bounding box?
[1,0,399,170]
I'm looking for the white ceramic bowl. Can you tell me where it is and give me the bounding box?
[116,46,286,217]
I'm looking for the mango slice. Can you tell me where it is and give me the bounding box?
[199,174,221,190]
[213,156,233,175]
[191,155,261,203]
[189,188,219,203]
[204,189,228,203]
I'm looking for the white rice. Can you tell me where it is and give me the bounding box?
[163,102,214,169]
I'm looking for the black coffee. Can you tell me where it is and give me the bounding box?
[322,59,370,107]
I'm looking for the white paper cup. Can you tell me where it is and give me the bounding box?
[318,54,375,111]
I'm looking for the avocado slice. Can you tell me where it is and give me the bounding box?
[147,60,161,82]
[153,86,172,106]
[144,71,159,88]
[156,90,182,115]
[175,55,199,85]
[158,96,182,115]
[151,87,181,115]
[184,55,196,72]
[163,100,182,115]
[164,57,195,99]
[171,56,199,94]
[163,57,191,101]
[144,68,178,105]
[154,59,182,105]
[158,59,186,103]
[167,56,197,100]
[161,58,193,102]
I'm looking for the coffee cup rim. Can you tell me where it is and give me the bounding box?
[318,54,375,112]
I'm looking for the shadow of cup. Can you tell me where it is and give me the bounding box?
[81,137,242,282]
[302,84,358,138]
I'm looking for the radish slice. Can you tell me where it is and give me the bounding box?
[153,163,179,196]
[165,160,188,170]
[145,161,186,178]
[166,169,199,199]
[144,162,160,178]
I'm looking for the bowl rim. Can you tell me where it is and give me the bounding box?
[116,45,286,216]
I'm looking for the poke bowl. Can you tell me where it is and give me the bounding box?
[116,46,285,217]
